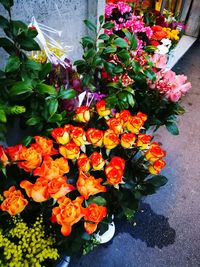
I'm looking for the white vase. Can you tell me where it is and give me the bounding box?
[95,221,115,244]
[56,256,71,267]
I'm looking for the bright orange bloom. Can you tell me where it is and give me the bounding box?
[47,177,74,199]
[90,152,105,171]
[126,115,144,134]
[76,173,106,200]
[109,156,125,170]
[106,117,124,134]
[1,186,28,215]
[83,203,107,234]
[51,125,70,145]
[59,142,80,160]
[18,147,42,172]
[20,178,49,202]
[33,156,69,180]
[74,106,90,123]
[96,100,111,117]
[51,196,84,236]
[116,110,131,123]
[5,144,23,161]
[77,154,91,172]
[105,165,124,186]
[137,112,148,123]
[31,136,58,156]
[136,134,152,150]
[70,126,86,147]
[0,145,8,166]
[148,159,166,174]
[103,129,120,149]
[145,142,166,162]
[86,128,104,147]
[121,133,136,148]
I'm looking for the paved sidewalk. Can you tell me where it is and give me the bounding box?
[70,40,200,267]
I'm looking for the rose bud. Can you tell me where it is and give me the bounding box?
[121,133,136,148]
[90,152,105,171]
[96,100,111,117]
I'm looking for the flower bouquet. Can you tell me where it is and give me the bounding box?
[0,101,167,265]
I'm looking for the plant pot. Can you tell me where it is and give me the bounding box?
[95,221,115,244]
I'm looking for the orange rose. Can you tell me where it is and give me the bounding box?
[83,203,107,234]
[34,156,69,180]
[74,106,90,123]
[77,154,91,172]
[106,117,124,134]
[137,112,148,123]
[31,136,58,156]
[148,159,166,174]
[116,110,131,123]
[86,128,104,147]
[136,134,152,150]
[0,145,8,166]
[105,165,124,186]
[77,173,106,199]
[121,133,136,148]
[20,178,49,202]
[109,156,125,170]
[59,142,80,160]
[70,126,86,147]
[103,129,120,149]
[18,147,42,172]
[145,142,166,162]
[126,115,144,134]
[48,177,74,199]
[90,152,105,171]
[51,196,84,236]
[96,100,111,117]
[1,186,28,215]
[5,144,23,161]
[51,125,70,145]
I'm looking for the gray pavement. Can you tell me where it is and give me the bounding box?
[70,40,200,267]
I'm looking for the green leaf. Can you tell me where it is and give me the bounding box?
[48,99,58,116]
[147,175,168,188]
[0,0,13,11]
[113,37,128,48]
[104,46,117,54]
[26,116,41,126]
[84,19,97,32]
[18,36,40,51]
[117,49,130,61]
[21,136,33,146]
[0,15,8,29]
[132,61,141,73]
[87,196,107,206]
[58,89,76,100]
[99,15,104,25]
[143,69,156,81]
[25,59,41,71]
[127,93,135,107]
[0,109,6,123]
[5,55,21,73]
[130,34,137,50]
[166,122,179,135]
[99,33,110,41]
[102,22,114,29]
[10,81,33,96]
[36,83,57,96]
[81,36,94,47]
[39,63,52,79]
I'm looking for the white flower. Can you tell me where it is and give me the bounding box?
[156,44,169,55]
[161,38,172,47]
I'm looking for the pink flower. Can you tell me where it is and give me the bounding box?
[152,53,167,69]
